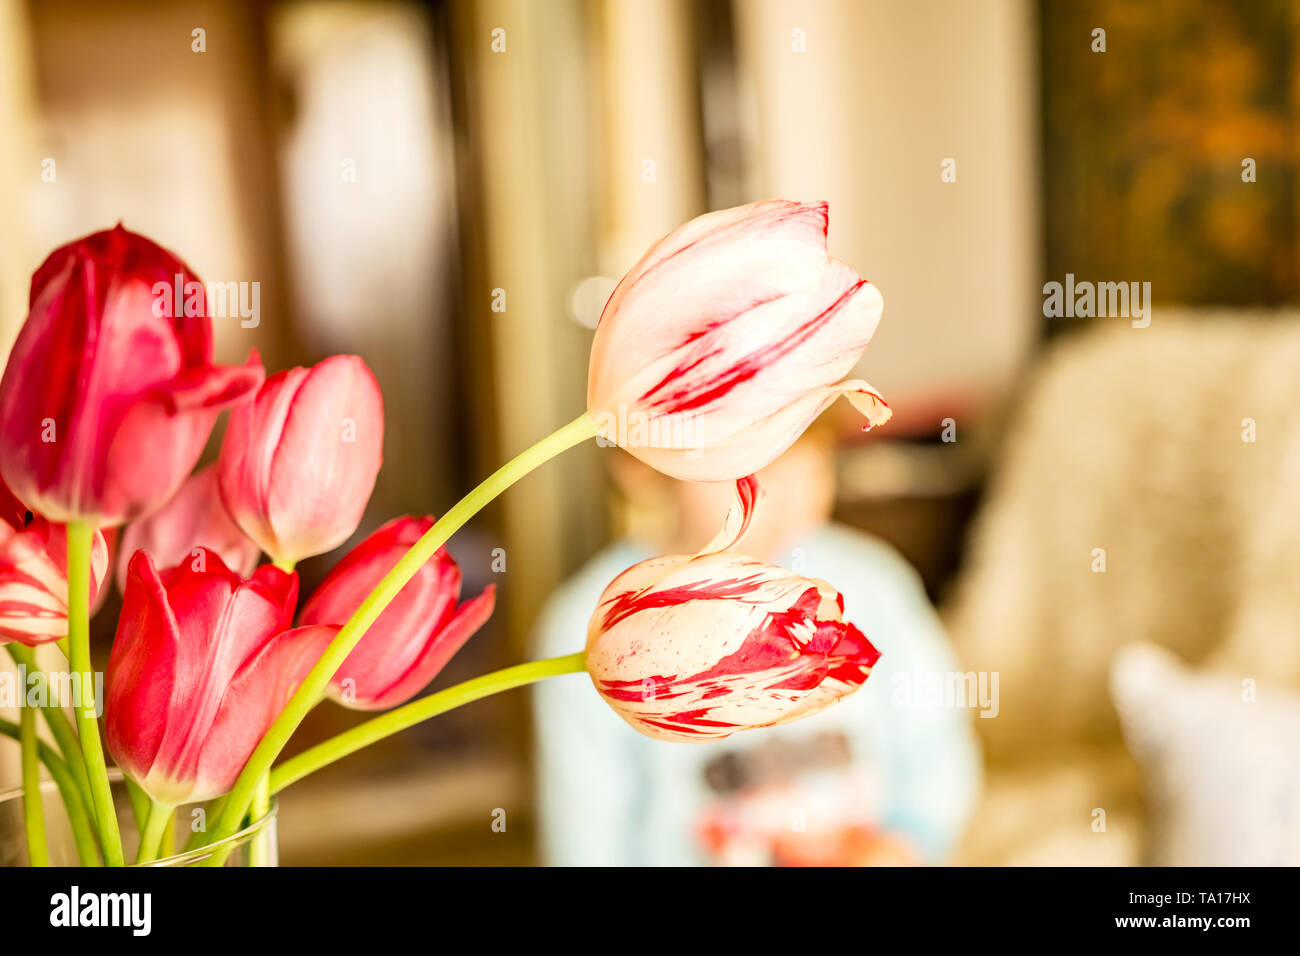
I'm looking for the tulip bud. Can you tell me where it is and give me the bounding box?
[106,550,335,804]
[0,483,108,646]
[0,225,264,526]
[587,200,890,481]
[584,476,880,740]
[217,355,384,565]
[300,516,495,710]
[117,465,260,594]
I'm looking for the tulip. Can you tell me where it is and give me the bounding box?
[587,199,891,482]
[116,465,260,594]
[0,483,108,646]
[218,355,383,566]
[584,476,880,740]
[587,554,879,741]
[300,516,496,710]
[0,225,264,526]
[105,550,335,804]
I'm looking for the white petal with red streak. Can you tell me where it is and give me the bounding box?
[588,201,832,410]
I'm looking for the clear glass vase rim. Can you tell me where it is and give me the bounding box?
[0,767,277,866]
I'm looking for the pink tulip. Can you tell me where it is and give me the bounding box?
[587,200,891,481]
[0,482,108,645]
[300,516,495,710]
[116,465,260,594]
[584,477,880,740]
[106,550,335,804]
[218,355,383,565]
[0,225,264,526]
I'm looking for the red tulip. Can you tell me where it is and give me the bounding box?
[0,482,108,646]
[116,465,260,594]
[584,477,880,740]
[0,225,264,526]
[218,355,383,565]
[299,516,495,710]
[106,550,335,804]
[587,200,890,481]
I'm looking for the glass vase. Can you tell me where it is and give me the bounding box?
[0,769,277,867]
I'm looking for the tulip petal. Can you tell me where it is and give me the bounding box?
[589,200,833,411]
[602,267,882,460]
[352,585,497,711]
[697,475,760,556]
[145,560,296,800]
[186,624,338,801]
[103,354,264,530]
[219,355,383,563]
[770,623,881,725]
[303,516,487,709]
[0,530,70,644]
[106,552,181,783]
[629,376,890,482]
[117,465,261,593]
[0,522,108,646]
[839,379,893,430]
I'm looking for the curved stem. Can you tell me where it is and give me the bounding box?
[19,705,49,866]
[67,521,125,866]
[270,652,588,794]
[135,799,172,865]
[5,643,95,826]
[0,718,100,865]
[206,413,597,847]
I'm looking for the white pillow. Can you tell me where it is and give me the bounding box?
[1110,643,1300,865]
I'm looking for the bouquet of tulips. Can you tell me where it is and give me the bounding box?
[1,199,891,867]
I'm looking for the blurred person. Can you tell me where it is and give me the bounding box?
[531,422,980,866]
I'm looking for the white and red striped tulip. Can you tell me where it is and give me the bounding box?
[586,200,890,482]
[584,477,881,741]
[0,479,109,646]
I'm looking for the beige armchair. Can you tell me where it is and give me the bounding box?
[943,313,1300,864]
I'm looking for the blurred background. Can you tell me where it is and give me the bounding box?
[3,0,1300,865]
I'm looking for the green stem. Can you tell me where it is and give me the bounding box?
[67,521,125,866]
[124,777,150,832]
[270,652,588,794]
[249,560,290,865]
[248,776,271,867]
[134,799,172,865]
[161,810,175,861]
[0,718,100,865]
[206,413,597,847]
[19,705,49,866]
[5,643,95,828]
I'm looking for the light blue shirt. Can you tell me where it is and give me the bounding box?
[531,523,981,865]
